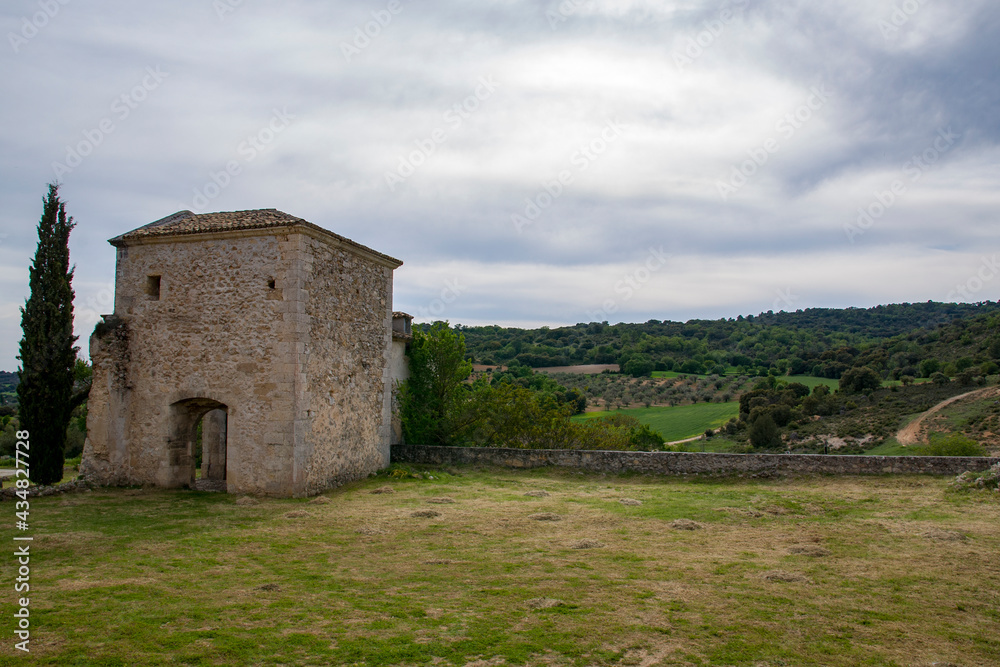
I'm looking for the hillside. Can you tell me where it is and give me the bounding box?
[0,371,17,406]
[447,301,1000,380]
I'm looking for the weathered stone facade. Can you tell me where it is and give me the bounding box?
[81,209,402,496]
[389,311,412,445]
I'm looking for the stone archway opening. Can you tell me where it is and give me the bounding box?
[165,398,228,490]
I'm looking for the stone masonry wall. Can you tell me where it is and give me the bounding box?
[299,235,395,494]
[392,445,1000,477]
[83,233,297,494]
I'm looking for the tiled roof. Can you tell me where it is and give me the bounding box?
[109,209,401,267]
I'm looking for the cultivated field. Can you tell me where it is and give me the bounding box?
[2,466,998,666]
[574,403,740,443]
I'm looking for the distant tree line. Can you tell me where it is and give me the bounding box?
[433,301,1000,383]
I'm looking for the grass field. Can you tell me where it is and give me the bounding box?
[574,403,740,442]
[2,466,997,666]
[861,438,911,456]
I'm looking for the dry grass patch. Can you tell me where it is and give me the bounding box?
[762,570,811,583]
[3,468,999,666]
[924,528,968,541]
[787,544,831,557]
[526,597,565,610]
[570,539,605,549]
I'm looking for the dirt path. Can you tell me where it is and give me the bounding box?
[666,435,703,445]
[896,386,999,446]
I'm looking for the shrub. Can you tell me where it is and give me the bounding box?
[399,322,473,446]
[749,413,781,449]
[839,366,882,394]
[924,434,986,457]
[465,383,575,449]
[623,356,654,378]
[0,420,20,457]
[64,427,85,459]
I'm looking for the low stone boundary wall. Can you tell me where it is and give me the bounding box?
[391,445,1000,477]
[0,478,95,500]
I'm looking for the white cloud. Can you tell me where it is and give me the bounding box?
[0,0,998,368]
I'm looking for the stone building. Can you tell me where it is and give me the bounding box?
[389,311,412,444]
[81,209,404,496]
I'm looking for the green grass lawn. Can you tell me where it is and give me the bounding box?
[2,467,997,666]
[862,438,911,456]
[575,403,740,442]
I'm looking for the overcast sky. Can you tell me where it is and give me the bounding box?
[2,0,999,369]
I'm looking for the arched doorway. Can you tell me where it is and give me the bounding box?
[165,398,228,490]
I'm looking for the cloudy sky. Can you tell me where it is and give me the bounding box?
[2,0,999,369]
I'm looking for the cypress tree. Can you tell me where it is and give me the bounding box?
[17,184,78,485]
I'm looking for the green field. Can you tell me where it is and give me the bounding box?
[575,402,740,442]
[3,467,997,666]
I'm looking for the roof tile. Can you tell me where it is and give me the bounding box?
[110,208,401,267]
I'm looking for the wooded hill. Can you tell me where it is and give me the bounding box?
[443,301,1000,380]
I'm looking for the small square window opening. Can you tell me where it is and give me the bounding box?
[146,275,161,300]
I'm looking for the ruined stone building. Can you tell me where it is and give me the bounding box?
[82,209,411,497]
